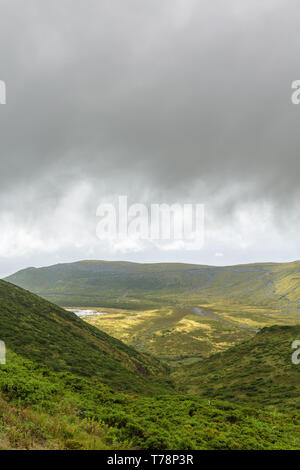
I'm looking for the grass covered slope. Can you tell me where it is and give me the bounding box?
[1,350,300,450]
[174,325,300,408]
[0,280,169,394]
[6,260,300,314]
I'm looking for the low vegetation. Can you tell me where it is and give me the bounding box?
[1,350,299,450]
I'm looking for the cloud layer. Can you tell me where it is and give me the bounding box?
[1,0,300,274]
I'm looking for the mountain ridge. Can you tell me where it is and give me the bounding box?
[6,259,300,312]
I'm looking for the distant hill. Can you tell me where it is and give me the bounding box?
[6,259,300,312]
[0,280,169,394]
[173,325,300,409]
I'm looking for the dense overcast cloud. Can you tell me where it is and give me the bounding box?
[1,0,300,275]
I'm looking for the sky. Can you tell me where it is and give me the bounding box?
[1,0,300,276]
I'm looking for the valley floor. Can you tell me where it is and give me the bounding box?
[76,303,300,366]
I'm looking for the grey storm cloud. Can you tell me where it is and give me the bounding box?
[1,0,300,272]
[0,0,299,192]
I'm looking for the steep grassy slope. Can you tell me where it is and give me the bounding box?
[0,280,169,394]
[1,350,300,450]
[6,260,300,313]
[174,325,300,409]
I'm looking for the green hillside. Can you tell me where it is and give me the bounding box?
[0,280,169,394]
[1,350,300,450]
[174,325,300,409]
